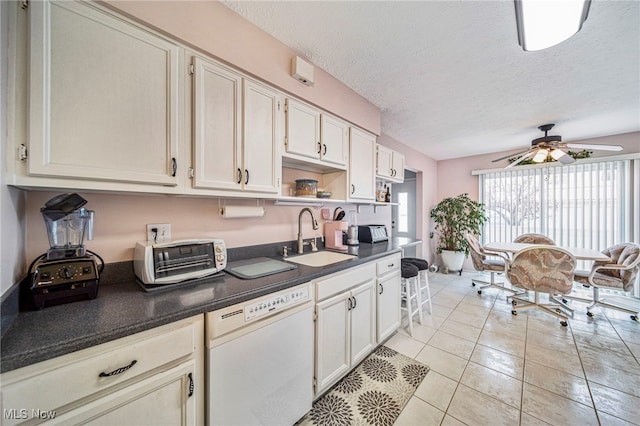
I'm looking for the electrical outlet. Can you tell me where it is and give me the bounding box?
[147,223,171,242]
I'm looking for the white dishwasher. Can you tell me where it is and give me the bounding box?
[206,282,314,426]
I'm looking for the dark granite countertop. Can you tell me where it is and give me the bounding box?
[1,239,420,373]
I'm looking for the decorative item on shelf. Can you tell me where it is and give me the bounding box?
[429,193,488,274]
[384,185,391,202]
[295,179,318,197]
[507,149,592,166]
[376,181,385,202]
[316,191,332,199]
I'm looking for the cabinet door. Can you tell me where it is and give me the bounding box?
[315,292,351,396]
[392,152,405,182]
[192,57,242,190]
[349,127,376,200]
[349,280,377,366]
[28,1,179,186]
[376,144,393,178]
[242,80,281,193]
[377,272,401,342]
[285,98,321,159]
[53,361,197,425]
[320,115,348,166]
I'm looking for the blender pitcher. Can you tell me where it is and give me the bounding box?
[41,193,94,259]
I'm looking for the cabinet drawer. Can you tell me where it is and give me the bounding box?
[316,263,376,301]
[376,254,401,276]
[1,316,200,418]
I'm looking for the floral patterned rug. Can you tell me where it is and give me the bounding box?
[299,346,430,426]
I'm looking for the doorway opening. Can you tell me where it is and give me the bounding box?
[392,170,417,257]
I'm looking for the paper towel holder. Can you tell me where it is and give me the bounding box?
[219,199,265,219]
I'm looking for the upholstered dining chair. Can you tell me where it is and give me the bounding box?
[573,243,640,320]
[465,234,514,295]
[513,233,555,245]
[507,245,577,326]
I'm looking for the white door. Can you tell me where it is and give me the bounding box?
[392,170,418,257]
[28,1,179,186]
[349,280,377,366]
[320,115,348,166]
[315,292,351,396]
[377,273,401,342]
[242,80,281,193]
[349,127,376,201]
[285,98,320,159]
[192,57,242,190]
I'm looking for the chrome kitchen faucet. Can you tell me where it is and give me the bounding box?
[297,208,319,254]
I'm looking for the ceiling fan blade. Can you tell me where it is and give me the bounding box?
[556,151,576,165]
[566,143,623,151]
[492,148,532,162]
[505,150,535,169]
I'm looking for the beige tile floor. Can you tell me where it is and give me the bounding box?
[389,271,640,426]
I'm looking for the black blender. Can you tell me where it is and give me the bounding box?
[27,193,103,309]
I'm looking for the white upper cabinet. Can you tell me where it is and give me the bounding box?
[320,115,349,166]
[349,127,376,201]
[192,57,242,191]
[284,98,348,169]
[285,98,321,160]
[27,1,180,186]
[376,144,405,183]
[242,79,281,193]
[191,56,280,194]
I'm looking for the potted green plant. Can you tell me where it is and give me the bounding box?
[430,193,488,273]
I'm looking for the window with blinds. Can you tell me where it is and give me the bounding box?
[477,158,639,279]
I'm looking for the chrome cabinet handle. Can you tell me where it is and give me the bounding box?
[352,296,357,309]
[317,141,321,154]
[323,144,327,155]
[347,297,352,311]
[379,283,384,295]
[237,168,242,184]
[99,360,137,378]
[171,158,177,177]
[245,169,249,184]
[351,184,355,194]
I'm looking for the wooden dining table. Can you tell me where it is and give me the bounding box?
[484,241,611,262]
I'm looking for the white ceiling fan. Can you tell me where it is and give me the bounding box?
[492,124,623,169]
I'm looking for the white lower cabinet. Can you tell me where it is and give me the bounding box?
[0,315,204,426]
[314,263,377,397]
[376,254,402,342]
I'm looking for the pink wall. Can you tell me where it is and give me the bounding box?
[100,0,381,135]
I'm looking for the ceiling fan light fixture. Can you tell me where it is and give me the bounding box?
[515,0,591,51]
[532,149,549,163]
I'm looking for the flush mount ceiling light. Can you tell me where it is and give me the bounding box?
[515,0,591,51]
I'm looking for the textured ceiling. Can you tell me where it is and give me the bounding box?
[222,0,640,160]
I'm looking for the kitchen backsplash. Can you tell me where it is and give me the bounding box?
[24,191,391,264]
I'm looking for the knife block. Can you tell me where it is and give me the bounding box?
[324,221,348,250]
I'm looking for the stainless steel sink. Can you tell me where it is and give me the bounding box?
[284,251,357,267]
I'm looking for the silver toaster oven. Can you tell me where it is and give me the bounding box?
[134,238,226,285]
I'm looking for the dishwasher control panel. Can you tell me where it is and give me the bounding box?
[245,286,309,321]
[207,282,312,341]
